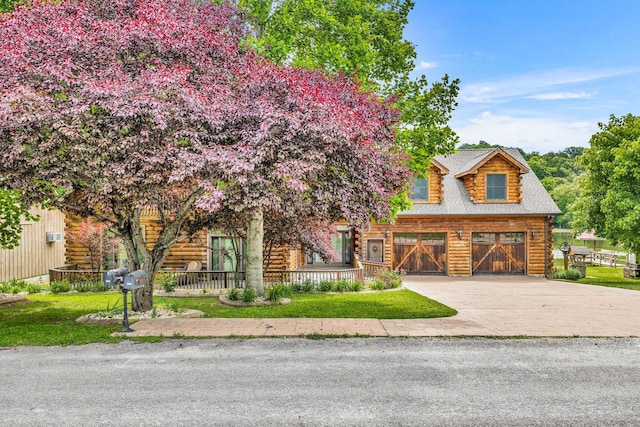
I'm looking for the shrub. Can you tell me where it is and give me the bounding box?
[319,281,334,292]
[0,279,29,294]
[74,282,93,292]
[290,282,305,293]
[50,280,71,293]
[26,283,43,294]
[349,280,364,292]
[333,279,350,292]
[369,279,388,291]
[302,279,316,293]
[91,282,108,292]
[373,269,403,289]
[241,287,258,303]
[266,283,291,302]
[227,287,241,301]
[156,272,177,293]
[553,269,582,281]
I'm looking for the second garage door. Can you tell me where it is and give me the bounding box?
[472,232,525,274]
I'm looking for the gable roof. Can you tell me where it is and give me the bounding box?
[454,148,529,178]
[400,148,562,217]
[429,158,450,175]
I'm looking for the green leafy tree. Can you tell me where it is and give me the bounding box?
[238,0,460,176]
[0,0,15,12]
[524,147,585,227]
[548,178,579,228]
[0,189,37,250]
[572,114,640,256]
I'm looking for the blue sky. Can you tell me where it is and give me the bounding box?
[404,0,640,153]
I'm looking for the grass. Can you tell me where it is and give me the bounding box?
[577,266,640,291]
[156,289,456,319]
[0,293,131,347]
[0,289,456,346]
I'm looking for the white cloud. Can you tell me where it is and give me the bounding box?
[453,111,597,153]
[461,67,639,103]
[416,61,439,70]
[527,91,595,100]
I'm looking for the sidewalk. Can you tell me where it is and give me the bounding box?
[119,276,640,338]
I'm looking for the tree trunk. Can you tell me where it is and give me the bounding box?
[132,261,161,312]
[245,207,264,296]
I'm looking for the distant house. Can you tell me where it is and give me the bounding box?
[361,148,561,276]
[63,148,561,279]
[0,206,65,282]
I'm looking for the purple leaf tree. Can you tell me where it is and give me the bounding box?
[0,0,407,307]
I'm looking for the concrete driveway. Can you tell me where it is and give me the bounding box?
[400,275,640,337]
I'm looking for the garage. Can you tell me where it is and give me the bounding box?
[393,233,446,274]
[472,232,525,274]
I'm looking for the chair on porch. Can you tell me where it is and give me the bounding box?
[176,261,202,286]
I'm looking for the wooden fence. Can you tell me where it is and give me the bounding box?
[49,264,102,285]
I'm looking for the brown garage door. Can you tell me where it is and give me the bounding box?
[394,233,446,274]
[472,232,525,274]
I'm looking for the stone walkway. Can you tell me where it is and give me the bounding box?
[120,276,640,338]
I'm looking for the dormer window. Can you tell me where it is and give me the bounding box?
[486,173,507,201]
[410,178,428,202]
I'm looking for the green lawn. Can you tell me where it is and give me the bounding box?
[157,289,456,319]
[0,290,456,346]
[578,266,640,291]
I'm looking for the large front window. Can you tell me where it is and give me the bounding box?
[307,230,352,265]
[486,173,507,201]
[211,236,245,272]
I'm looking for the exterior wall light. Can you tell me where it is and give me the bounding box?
[457,230,463,240]
[531,230,536,239]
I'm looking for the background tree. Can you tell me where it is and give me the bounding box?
[571,114,640,256]
[0,0,406,303]
[66,217,120,271]
[524,147,584,228]
[0,0,21,13]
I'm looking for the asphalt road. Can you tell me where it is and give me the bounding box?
[2,338,640,426]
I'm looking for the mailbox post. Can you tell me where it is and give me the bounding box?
[120,269,147,333]
[559,242,571,271]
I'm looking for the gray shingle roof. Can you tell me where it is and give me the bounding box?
[399,148,562,217]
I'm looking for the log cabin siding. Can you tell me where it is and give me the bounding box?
[428,166,444,204]
[364,215,551,277]
[65,213,291,271]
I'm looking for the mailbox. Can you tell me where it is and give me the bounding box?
[103,267,129,288]
[123,269,146,290]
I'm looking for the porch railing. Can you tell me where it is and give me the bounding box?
[49,265,365,290]
[49,264,102,285]
[354,255,390,278]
